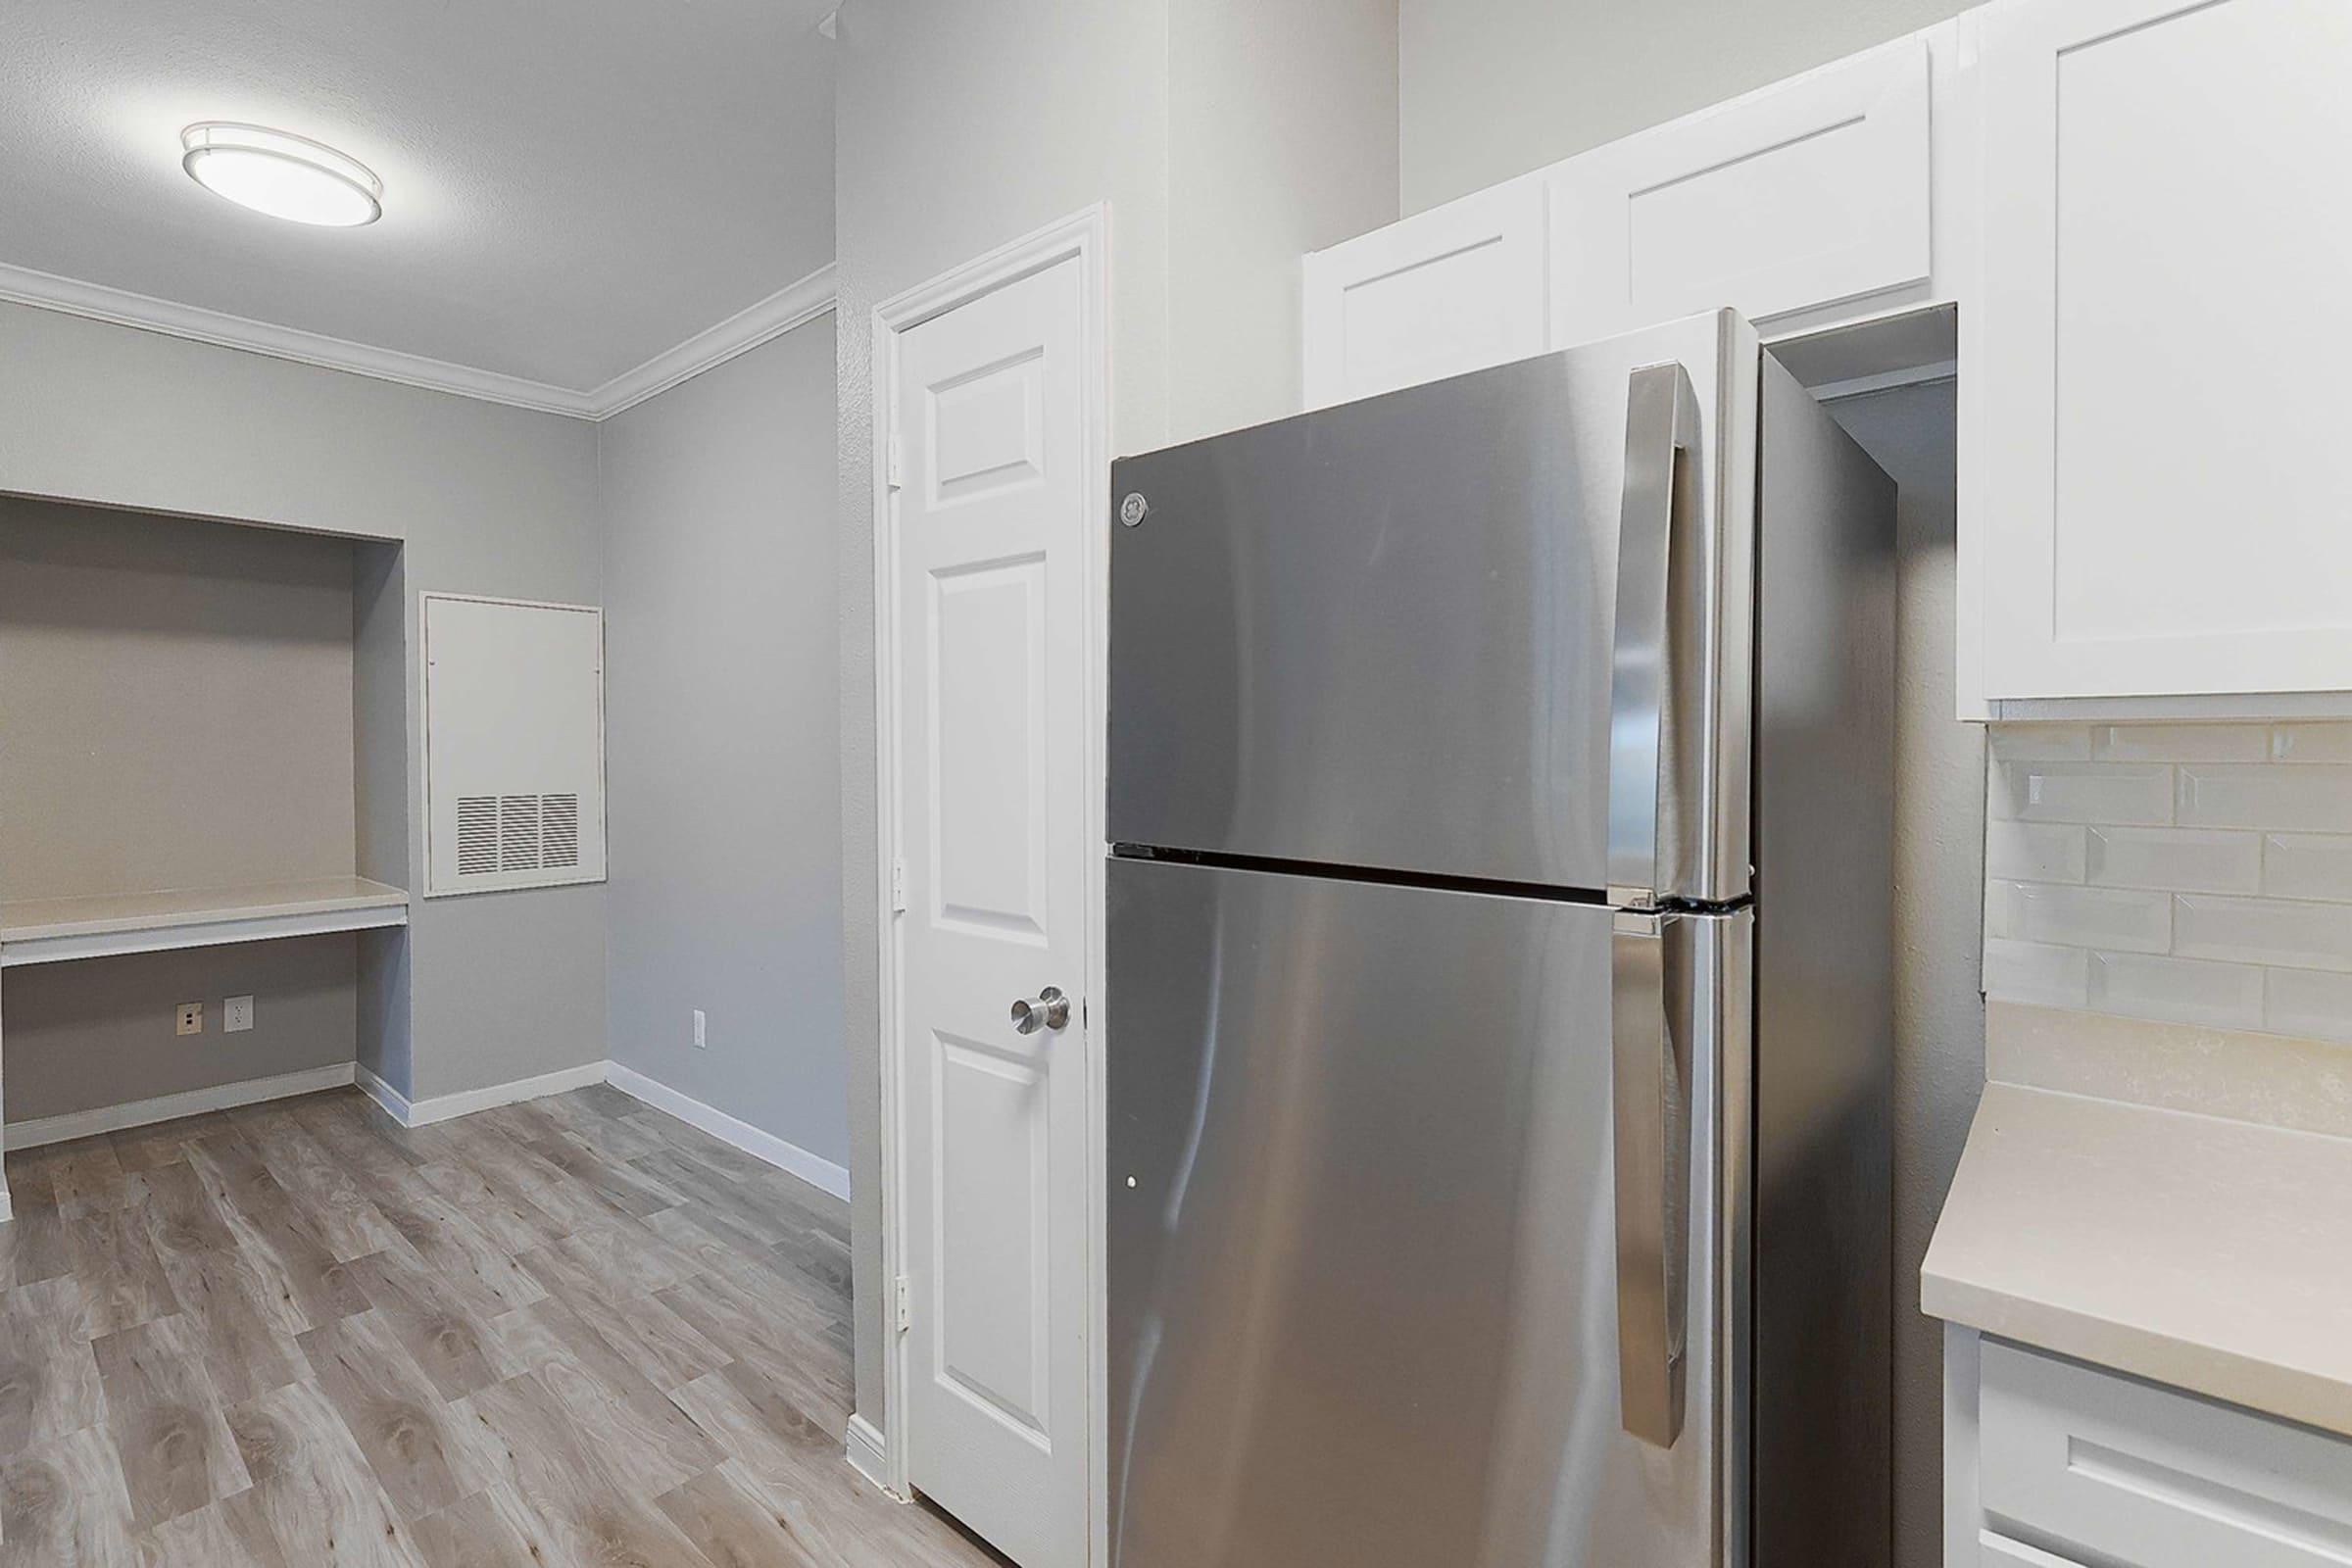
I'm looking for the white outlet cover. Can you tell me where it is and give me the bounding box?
[223,995,254,1033]
[176,1002,203,1036]
[693,1007,708,1049]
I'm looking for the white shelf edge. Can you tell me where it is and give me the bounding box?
[0,887,410,967]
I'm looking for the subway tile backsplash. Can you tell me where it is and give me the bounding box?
[2176,762,2352,833]
[1984,722,2352,1042]
[2085,825,2260,895]
[1986,880,2170,954]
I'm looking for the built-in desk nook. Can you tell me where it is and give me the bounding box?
[0,496,413,1220]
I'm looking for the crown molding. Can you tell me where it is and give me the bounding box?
[585,263,836,419]
[0,259,837,422]
[0,259,601,416]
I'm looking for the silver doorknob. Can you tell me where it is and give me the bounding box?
[1010,986,1071,1035]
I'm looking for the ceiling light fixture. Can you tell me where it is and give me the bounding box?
[180,122,382,227]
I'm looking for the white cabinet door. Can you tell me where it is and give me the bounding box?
[1978,0,2352,700]
[1301,178,1545,409]
[1544,36,1934,349]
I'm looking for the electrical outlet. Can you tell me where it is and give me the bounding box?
[223,995,254,1033]
[693,1008,708,1049]
[176,1002,203,1036]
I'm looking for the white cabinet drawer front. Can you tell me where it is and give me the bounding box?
[1545,36,1931,348]
[1981,1533,2086,1567]
[1981,1341,2352,1567]
[1980,0,2352,699]
[1301,179,1545,410]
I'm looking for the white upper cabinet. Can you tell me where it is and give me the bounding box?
[1977,0,2352,701]
[1301,178,1546,409]
[1544,37,1933,349]
[1303,23,1963,413]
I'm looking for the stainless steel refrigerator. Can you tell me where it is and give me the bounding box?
[1103,310,1894,1568]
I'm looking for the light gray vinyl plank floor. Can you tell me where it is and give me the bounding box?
[0,1086,1008,1567]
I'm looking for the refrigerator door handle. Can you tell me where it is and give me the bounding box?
[1612,908,1690,1448]
[1606,361,1702,911]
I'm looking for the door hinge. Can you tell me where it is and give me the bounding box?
[890,858,907,914]
[895,1274,911,1333]
[887,429,905,492]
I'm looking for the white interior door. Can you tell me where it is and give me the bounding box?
[891,256,1090,1568]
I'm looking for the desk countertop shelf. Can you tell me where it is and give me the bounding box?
[0,877,411,967]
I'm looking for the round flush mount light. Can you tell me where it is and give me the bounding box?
[180,122,382,227]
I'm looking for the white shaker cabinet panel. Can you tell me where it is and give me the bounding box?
[1301,178,1546,410]
[1544,36,1934,349]
[1978,1340,2352,1568]
[1978,0,2352,700]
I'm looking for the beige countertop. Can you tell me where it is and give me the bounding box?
[0,878,412,967]
[0,876,410,943]
[1923,1078,2352,1438]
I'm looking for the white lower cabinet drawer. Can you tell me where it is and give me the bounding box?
[1980,1341,2352,1568]
[1980,1532,2083,1567]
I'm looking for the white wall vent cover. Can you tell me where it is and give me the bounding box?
[423,595,606,896]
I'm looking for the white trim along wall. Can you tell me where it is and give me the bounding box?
[4,1054,850,1200]
[604,1061,852,1200]
[0,258,836,421]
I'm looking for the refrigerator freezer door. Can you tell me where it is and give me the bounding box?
[1105,858,1749,1568]
[1107,312,1755,903]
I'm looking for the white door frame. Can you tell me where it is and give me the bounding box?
[861,203,1112,1561]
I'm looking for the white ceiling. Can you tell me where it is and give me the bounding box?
[0,0,836,401]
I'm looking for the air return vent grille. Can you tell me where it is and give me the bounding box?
[542,794,580,869]
[456,797,501,877]
[500,795,541,871]
[455,794,584,877]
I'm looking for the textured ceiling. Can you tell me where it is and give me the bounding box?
[0,0,836,393]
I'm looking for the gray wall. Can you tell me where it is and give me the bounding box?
[0,499,358,902]
[600,320,846,1167]
[0,299,606,1104]
[1398,0,1979,213]
[3,936,358,1123]
[833,0,1398,1431]
[1829,379,1984,1568]
[1169,0,1400,443]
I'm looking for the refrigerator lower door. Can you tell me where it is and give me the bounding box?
[1106,858,1751,1568]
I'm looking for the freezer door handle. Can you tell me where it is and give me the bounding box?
[1606,361,1702,911]
[1611,909,1690,1447]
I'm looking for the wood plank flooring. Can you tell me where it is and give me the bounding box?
[0,1085,1006,1567]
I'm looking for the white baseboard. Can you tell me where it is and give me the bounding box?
[354,1063,414,1123]
[604,1060,852,1201]
[845,1412,900,1498]
[4,1061,359,1151]
[357,1058,610,1128]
